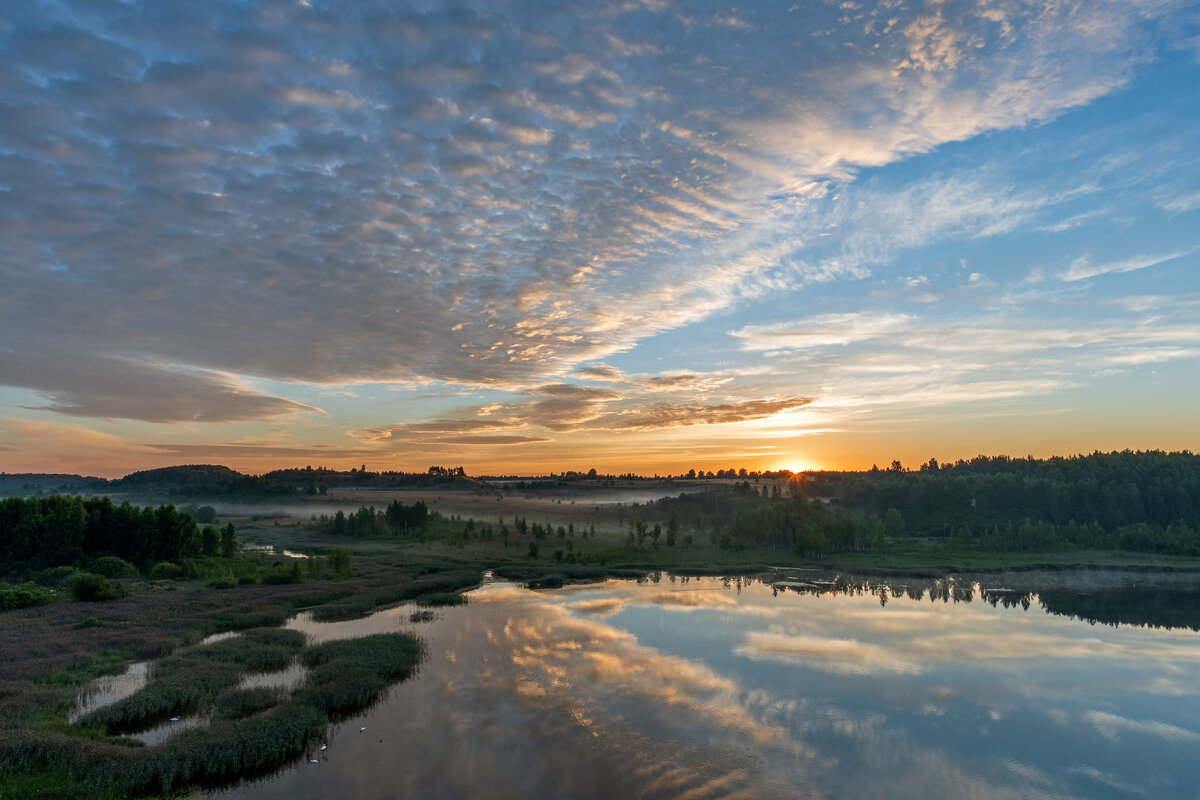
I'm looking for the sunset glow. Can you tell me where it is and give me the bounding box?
[2,1,1198,477]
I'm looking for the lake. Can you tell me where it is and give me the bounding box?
[204,571,1200,799]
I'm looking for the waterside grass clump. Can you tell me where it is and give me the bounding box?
[299,633,423,719]
[76,628,306,732]
[210,687,286,720]
[2,628,424,798]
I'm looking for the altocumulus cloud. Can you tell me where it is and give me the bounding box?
[0,0,1189,425]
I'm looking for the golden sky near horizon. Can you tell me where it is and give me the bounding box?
[2,1,1198,478]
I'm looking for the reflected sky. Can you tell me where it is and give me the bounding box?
[211,576,1200,799]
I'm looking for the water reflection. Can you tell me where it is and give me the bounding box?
[69,661,150,722]
[207,573,1200,800]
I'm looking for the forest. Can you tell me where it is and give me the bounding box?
[0,495,235,571]
[666,450,1200,556]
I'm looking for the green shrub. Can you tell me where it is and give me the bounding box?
[261,562,304,585]
[73,616,104,629]
[36,565,81,587]
[208,576,237,589]
[237,575,257,585]
[89,556,139,579]
[71,573,127,602]
[149,562,183,580]
[0,581,56,611]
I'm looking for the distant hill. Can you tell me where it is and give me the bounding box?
[108,464,294,500]
[263,466,481,492]
[0,472,106,496]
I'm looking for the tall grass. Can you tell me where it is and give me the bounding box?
[2,628,424,798]
[76,628,305,731]
[299,633,422,718]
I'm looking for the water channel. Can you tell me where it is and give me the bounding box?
[158,572,1200,798]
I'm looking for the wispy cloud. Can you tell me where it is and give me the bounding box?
[1061,248,1198,281]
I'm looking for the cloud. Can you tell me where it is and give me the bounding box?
[731,314,915,351]
[593,397,814,431]
[1061,248,1198,281]
[737,630,924,675]
[1084,710,1200,744]
[0,350,317,423]
[0,0,1185,429]
[573,365,625,382]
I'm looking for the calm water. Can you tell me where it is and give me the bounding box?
[199,573,1200,799]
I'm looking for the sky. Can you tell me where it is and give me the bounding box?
[2,0,1199,478]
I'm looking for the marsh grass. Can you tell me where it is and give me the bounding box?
[2,624,422,798]
[308,571,477,621]
[210,687,286,720]
[298,633,422,719]
[76,629,305,732]
[414,591,467,607]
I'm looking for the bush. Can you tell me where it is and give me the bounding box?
[149,562,183,580]
[0,581,56,611]
[72,573,127,602]
[89,556,139,579]
[261,562,304,585]
[208,576,237,589]
[36,565,81,587]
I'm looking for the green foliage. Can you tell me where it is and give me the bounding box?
[0,495,202,570]
[76,628,306,732]
[110,464,293,500]
[299,633,422,718]
[312,499,432,539]
[208,575,237,589]
[220,523,238,557]
[261,562,304,585]
[73,616,104,629]
[200,525,221,556]
[0,581,56,611]
[415,591,467,607]
[71,573,126,602]
[88,556,139,579]
[35,566,81,587]
[883,507,906,539]
[148,562,183,580]
[806,450,1200,555]
[328,548,352,578]
[210,687,285,720]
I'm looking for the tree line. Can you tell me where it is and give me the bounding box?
[0,495,236,570]
[798,450,1200,555]
[311,499,432,538]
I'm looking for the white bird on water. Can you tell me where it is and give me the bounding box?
[169,717,179,722]
[359,726,366,732]
[310,759,319,764]
[320,744,327,750]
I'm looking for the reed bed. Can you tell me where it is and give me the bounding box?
[210,686,287,720]
[76,628,305,731]
[299,633,422,718]
[2,631,422,797]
